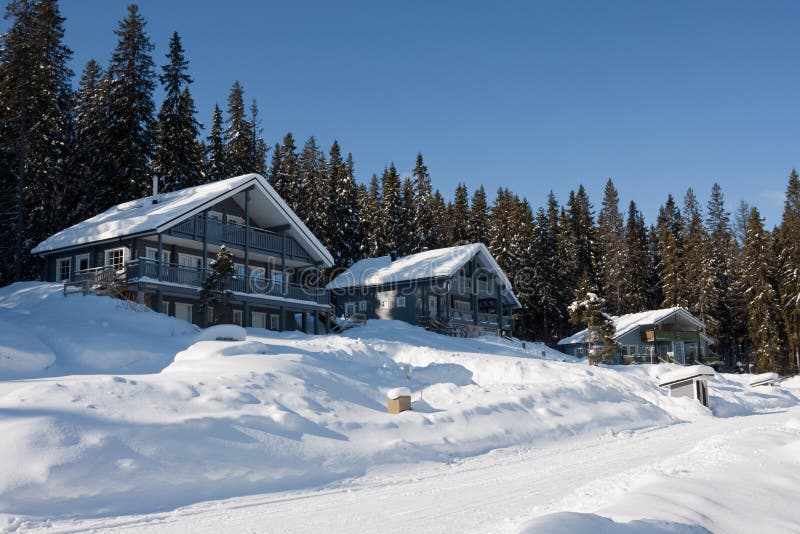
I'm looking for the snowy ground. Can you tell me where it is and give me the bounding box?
[0,283,799,533]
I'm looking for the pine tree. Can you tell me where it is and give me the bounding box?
[400,178,416,256]
[569,278,618,365]
[152,32,203,191]
[468,185,489,245]
[71,59,108,223]
[449,183,470,244]
[379,164,403,255]
[249,99,267,176]
[223,81,254,175]
[104,3,156,201]
[327,143,359,267]
[529,205,560,343]
[742,207,783,372]
[777,169,800,374]
[0,0,74,282]
[297,136,325,231]
[656,194,686,308]
[563,186,598,294]
[359,174,382,258]
[272,133,299,209]
[624,201,650,313]
[681,188,706,316]
[199,245,235,325]
[411,153,435,252]
[703,183,736,364]
[204,104,227,181]
[597,179,627,315]
[429,190,448,249]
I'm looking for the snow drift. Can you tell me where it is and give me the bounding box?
[0,283,797,525]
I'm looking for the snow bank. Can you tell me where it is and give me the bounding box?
[520,512,710,533]
[0,319,55,374]
[0,294,797,523]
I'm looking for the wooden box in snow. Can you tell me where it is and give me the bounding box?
[658,365,714,408]
[387,387,412,414]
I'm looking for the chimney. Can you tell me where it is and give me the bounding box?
[390,250,398,262]
[152,176,159,204]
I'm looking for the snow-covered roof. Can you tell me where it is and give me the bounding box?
[557,307,708,345]
[658,364,715,386]
[32,174,334,267]
[326,243,521,308]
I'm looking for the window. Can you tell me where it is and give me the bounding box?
[344,302,356,317]
[396,296,406,308]
[232,309,243,326]
[272,271,285,287]
[75,253,90,273]
[250,267,265,281]
[178,253,203,270]
[234,263,246,278]
[161,301,170,315]
[205,307,214,325]
[358,300,367,312]
[270,314,280,330]
[145,247,171,264]
[207,211,223,222]
[624,345,638,356]
[105,248,126,270]
[56,257,71,282]
[454,300,470,311]
[227,215,245,226]
[574,347,586,358]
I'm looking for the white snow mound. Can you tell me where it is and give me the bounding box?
[195,324,247,342]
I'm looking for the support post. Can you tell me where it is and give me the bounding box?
[202,210,208,280]
[302,312,308,333]
[281,231,287,296]
[243,301,250,327]
[279,306,285,331]
[324,311,330,334]
[244,188,250,293]
[313,310,319,335]
[496,277,503,336]
[471,258,478,325]
[157,233,163,281]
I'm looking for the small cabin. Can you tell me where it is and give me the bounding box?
[658,365,715,407]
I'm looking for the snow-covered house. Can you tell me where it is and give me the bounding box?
[557,307,714,365]
[326,244,521,337]
[32,174,334,332]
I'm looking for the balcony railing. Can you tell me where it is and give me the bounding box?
[125,258,328,305]
[170,216,312,262]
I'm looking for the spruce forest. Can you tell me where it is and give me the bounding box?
[2,1,800,374]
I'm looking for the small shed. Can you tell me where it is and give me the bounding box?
[749,372,780,387]
[387,387,412,414]
[658,365,715,407]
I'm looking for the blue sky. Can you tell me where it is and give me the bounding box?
[5,0,800,227]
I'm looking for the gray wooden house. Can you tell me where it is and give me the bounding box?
[32,174,334,332]
[326,244,521,337]
[557,307,715,365]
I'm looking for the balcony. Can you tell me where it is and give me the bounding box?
[125,258,329,305]
[170,216,312,263]
[449,308,512,329]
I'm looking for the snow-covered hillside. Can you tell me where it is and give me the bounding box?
[0,283,798,532]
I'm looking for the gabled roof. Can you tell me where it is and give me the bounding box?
[557,306,709,346]
[32,174,334,267]
[326,243,522,308]
[658,364,715,387]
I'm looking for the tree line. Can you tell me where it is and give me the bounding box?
[2,1,799,374]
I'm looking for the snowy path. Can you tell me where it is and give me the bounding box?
[25,406,800,534]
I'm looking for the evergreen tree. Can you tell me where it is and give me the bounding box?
[569,279,617,365]
[400,177,416,256]
[449,183,470,244]
[682,188,706,316]
[597,179,627,315]
[563,185,597,294]
[429,190,448,248]
[777,169,800,373]
[624,201,650,313]
[411,153,435,252]
[71,59,108,223]
[742,207,783,372]
[468,185,489,244]
[702,183,736,364]
[249,99,267,176]
[528,205,560,343]
[296,136,325,232]
[152,32,203,191]
[204,104,227,181]
[104,3,156,201]
[488,188,517,274]
[271,133,299,209]
[359,174,382,258]
[327,143,359,267]
[199,245,235,325]
[223,81,254,175]
[655,194,686,308]
[0,0,74,282]
[379,164,403,256]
